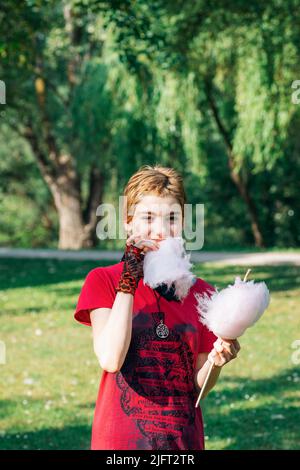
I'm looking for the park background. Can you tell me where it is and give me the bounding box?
[0,0,299,449]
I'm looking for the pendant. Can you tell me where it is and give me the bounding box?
[156,320,169,339]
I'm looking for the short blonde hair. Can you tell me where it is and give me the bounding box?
[123,164,187,224]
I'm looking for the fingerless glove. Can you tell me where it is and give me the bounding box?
[115,243,145,296]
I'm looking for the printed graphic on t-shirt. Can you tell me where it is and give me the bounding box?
[116,310,199,450]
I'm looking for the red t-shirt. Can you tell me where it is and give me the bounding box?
[74,261,217,450]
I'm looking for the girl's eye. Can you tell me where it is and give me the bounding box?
[142,216,176,220]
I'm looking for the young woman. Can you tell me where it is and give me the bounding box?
[74,164,240,450]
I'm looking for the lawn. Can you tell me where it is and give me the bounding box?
[0,257,299,450]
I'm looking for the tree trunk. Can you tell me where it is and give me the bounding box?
[22,123,103,249]
[49,157,103,250]
[81,166,105,248]
[227,159,265,248]
[53,187,85,250]
[49,172,103,250]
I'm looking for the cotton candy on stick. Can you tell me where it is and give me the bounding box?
[142,236,196,301]
[194,269,270,408]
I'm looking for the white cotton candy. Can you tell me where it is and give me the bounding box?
[143,236,196,301]
[194,276,270,339]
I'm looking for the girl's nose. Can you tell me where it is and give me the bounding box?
[151,230,167,240]
[151,220,171,240]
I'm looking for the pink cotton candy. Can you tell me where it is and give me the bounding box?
[194,276,270,339]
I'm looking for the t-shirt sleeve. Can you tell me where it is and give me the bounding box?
[197,281,218,353]
[198,324,218,353]
[74,268,115,327]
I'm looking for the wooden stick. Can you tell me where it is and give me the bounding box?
[243,268,251,282]
[195,268,251,408]
[195,361,214,407]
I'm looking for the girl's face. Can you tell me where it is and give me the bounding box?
[125,194,183,242]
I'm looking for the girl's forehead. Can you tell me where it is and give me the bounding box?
[134,195,181,215]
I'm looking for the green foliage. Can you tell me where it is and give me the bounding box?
[0,0,299,247]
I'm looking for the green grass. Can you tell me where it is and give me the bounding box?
[0,258,299,450]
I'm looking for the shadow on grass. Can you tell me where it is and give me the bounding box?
[202,366,300,450]
[0,258,113,290]
[1,258,299,294]
[0,424,91,450]
[194,264,300,293]
[0,395,93,450]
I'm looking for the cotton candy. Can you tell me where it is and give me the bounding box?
[143,236,196,301]
[194,276,270,339]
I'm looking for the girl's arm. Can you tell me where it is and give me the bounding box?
[92,238,158,373]
[92,291,134,373]
[194,356,222,398]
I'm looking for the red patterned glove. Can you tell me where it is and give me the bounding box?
[115,243,145,296]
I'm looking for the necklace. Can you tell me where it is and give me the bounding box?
[152,289,169,339]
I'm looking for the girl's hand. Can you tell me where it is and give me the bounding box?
[126,234,160,253]
[207,338,241,367]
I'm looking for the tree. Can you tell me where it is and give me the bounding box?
[0,1,119,248]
